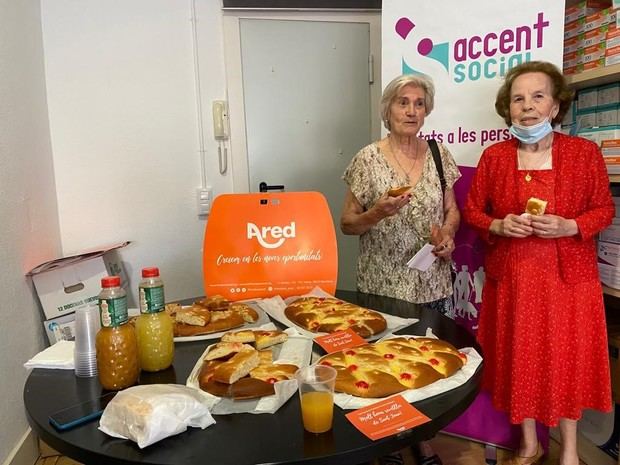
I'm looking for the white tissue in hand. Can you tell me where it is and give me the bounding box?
[99,384,215,448]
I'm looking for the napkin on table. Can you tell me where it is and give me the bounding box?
[24,340,74,370]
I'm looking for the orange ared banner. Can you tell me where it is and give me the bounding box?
[203,192,338,301]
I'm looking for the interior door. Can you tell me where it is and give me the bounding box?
[239,18,372,291]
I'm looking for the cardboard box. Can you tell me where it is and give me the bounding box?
[598,105,620,127]
[27,242,130,320]
[606,44,620,65]
[43,312,76,344]
[579,42,608,62]
[564,65,579,76]
[581,24,612,47]
[600,83,620,106]
[586,8,616,30]
[607,23,620,48]
[566,17,588,40]
[602,143,620,174]
[600,262,620,288]
[600,241,620,266]
[604,156,620,174]
[578,126,620,145]
[565,51,581,69]
[601,225,620,244]
[579,57,607,70]
[565,36,582,54]
[578,107,599,129]
[579,87,600,110]
[566,0,613,24]
[578,403,620,461]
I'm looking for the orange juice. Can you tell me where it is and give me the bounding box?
[300,391,334,433]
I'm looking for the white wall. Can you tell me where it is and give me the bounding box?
[0,1,61,463]
[40,0,231,303]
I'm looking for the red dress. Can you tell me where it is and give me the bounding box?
[464,134,613,426]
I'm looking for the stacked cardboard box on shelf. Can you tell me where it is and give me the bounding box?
[572,85,620,143]
[602,139,620,173]
[599,198,620,290]
[563,0,619,75]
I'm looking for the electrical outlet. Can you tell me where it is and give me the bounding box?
[196,187,212,216]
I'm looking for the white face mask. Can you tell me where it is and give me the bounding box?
[509,117,553,145]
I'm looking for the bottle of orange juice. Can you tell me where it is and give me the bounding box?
[96,276,139,390]
[135,267,174,372]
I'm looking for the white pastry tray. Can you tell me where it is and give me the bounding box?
[185,324,312,415]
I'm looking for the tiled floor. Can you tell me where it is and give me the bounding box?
[37,433,589,465]
[428,433,587,465]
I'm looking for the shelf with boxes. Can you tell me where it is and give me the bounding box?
[562,1,620,182]
[567,9,620,462]
[567,62,620,89]
[563,0,620,82]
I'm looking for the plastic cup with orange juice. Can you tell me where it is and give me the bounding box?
[295,365,337,434]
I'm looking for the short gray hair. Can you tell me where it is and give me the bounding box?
[380,74,435,131]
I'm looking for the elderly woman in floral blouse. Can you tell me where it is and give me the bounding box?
[341,73,460,318]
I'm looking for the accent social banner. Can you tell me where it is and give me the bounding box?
[382,0,565,452]
[382,1,565,167]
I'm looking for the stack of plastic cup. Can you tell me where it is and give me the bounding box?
[74,304,100,377]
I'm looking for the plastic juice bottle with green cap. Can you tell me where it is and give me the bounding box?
[96,276,139,390]
[135,267,174,372]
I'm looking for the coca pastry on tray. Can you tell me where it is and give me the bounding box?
[317,337,467,398]
[284,296,387,338]
[198,329,298,399]
[166,295,259,337]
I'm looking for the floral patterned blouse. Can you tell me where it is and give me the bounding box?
[343,141,461,303]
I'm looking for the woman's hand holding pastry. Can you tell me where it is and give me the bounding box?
[531,214,578,238]
[372,191,411,219]
[491,214,533,237]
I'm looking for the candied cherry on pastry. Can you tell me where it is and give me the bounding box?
[429,358,439,366]
[348,364,358,372]
[345,350,356,355]
[320,360,332,366]
[355,380,369,390]
[400,373,413,380]
[383,353,395,359]
[420,345,429,351]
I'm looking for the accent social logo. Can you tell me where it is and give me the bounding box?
[395,12,550,83]
[247,222,296,249]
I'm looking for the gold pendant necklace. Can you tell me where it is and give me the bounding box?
[518,144,552,182]
[390,136,420,180]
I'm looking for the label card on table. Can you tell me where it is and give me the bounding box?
[345,395,431,441]
[314,329,367,353]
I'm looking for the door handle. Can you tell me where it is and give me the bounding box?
[259,182,285,193]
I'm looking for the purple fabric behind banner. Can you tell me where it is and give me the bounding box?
[443,166,549,450]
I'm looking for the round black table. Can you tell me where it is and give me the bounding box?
[24,291,482,465]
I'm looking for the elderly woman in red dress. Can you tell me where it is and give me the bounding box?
[464,61,613,465]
